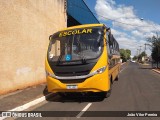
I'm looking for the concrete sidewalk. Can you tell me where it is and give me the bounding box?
[152,69,160,74]
[137,62,160,74]
[0,83,49,111]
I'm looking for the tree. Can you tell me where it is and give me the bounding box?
[126,49,131,55]
[120,49,131,62]
[133,56,138,60]
[126,49,131,60]
[147,35,160,68]
[151,46,160,68]
[138,51,147,62]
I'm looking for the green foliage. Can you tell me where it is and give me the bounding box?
[138,51,147,60]
[126,49,131,55]
[133,56,138,60]
[148,35,160,62]
[147,35,160,68]
[120,49,131,62]
[151,47,160,62]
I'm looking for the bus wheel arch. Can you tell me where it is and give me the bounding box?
[110,75,113,84]
[108,75,113,91]
[115,72,119,81]
[102,75,112,98]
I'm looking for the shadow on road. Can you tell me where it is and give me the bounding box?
[43,86,105,103]
[43,86,50,96]
[139,67,153,69]
[49,93,105,103]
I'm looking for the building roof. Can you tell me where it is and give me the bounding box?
[67,0,100,25]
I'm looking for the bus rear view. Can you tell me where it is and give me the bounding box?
[45,24,120,97]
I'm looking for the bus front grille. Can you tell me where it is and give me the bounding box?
[55,70,90,76]
[58,79,86,84]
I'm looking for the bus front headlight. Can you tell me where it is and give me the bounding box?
[96,66,107,74]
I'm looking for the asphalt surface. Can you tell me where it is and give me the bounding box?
[17,62,160,120]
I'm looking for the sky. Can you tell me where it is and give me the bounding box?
[84,0,160,56]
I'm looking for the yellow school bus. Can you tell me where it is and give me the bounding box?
[45,24,120,97]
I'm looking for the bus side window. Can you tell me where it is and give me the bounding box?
[108,34,114,55]
[106,32,111,68]
[106,34,110,56]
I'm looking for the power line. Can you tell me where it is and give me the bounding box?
[69,3,157,28]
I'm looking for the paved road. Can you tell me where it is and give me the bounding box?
[18,62,160,120]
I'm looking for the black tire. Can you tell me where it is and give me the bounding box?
[101,81,112,98]
[105,84,112,98]
[115,74,119,81]
[43,86,49,95]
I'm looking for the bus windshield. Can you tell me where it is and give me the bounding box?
[48,27,103,64]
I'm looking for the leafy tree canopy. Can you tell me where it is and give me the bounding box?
[120,49,131,62]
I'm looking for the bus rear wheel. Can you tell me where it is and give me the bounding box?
[115,74,119,81]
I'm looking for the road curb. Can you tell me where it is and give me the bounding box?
[152,69,160,74]
[137,62,151,66]
[121,62,126,66]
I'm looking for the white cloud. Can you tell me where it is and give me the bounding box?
[131,30,144,38]
[95,0,136,20]
[95,0,160,33]
[111,28,150,56]
[95,0,159,56]
[111,28,127,37]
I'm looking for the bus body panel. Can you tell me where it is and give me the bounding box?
[108,63,121,81]
[45,57,54,74]
[46,44,110,92]
[59,24,104,32]
[47,70,109,93]
[45,24,120,93]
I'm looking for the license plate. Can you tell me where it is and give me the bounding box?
[67,85,77,89]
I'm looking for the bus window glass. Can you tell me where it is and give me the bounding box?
[48,27,103,64]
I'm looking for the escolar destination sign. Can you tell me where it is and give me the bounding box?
[59,28,92,37]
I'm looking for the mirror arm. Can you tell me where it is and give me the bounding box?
[49,35,52,40]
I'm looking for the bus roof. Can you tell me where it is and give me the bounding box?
[59,24,105,32]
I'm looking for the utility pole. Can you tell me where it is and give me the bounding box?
[137,49,140,56]
[138,46,142,62]
[139,46,142,54]
[140,18,159,67]
[144,43,147,64]
[137,48,140,62]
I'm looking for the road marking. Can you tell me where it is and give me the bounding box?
[120,63,128,73]
[76,103,92,118]
[0,93,53,120]
[120,68,125,73]
[76,63,126,118]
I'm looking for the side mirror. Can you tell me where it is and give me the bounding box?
[49,35,52,40]
[106,28,110,31]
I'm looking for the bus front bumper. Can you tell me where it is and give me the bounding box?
[46,74,110,93]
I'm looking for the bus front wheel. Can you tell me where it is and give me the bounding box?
[102,82,112,98]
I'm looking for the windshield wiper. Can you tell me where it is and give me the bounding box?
[76,40,87,64]
[75,35,87,64]
[77,50,87,64]
[56,45,67,65]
